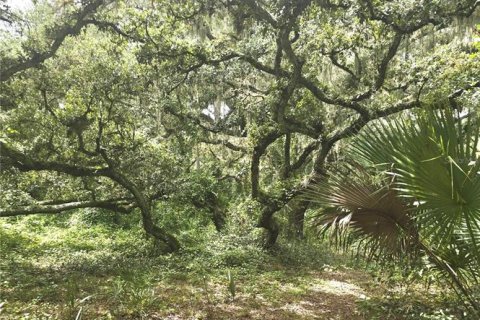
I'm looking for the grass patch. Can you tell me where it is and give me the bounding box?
[0,215,472,319]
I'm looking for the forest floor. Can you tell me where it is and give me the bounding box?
[0,215,469,319]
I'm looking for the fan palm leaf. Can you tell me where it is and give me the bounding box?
[307,107,480,313]
[307,169,418,258]
[353,108,480,261]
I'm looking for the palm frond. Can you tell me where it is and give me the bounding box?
[306,107,480,312]
[307,171,418,259]
[352,108,480,264]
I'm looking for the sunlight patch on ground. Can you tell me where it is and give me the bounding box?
[310,279,365,297]
[278,301,319,317]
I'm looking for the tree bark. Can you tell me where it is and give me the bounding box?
[104,168,180,253]
[257,204,280,248]
[288,200,309,239]
[211,205,226,231]
[281,132,291,179]
[0,199,134,217]
[192,191,226,232]
[250,130,282,198]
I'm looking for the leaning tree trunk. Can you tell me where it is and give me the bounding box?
[107,169,180,252]
[192,191,226,232]
[140,208,180,253]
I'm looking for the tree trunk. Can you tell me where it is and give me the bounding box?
[288,200,308,239]
[107,169,180,252]
[192,191,226,232]
[208,191,226,231]
[257,204,280,248]
[141,211,180,253]
[211,205,226,231]
[281,132,291,179]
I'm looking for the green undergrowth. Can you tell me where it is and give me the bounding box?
[0,212,473,319]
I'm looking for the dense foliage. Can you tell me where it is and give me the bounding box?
[0,0,479,318]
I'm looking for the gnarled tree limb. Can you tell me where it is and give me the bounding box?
[0,199,135,217]
[0,0,110,82]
